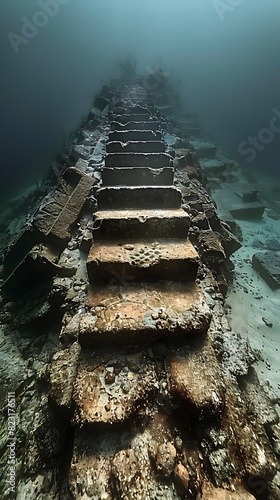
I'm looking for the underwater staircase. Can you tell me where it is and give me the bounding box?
[66,82,260,499]
[3,74,275,498]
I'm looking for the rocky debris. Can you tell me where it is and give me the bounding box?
[173,463,190,495]
[225,382,277,480]
[155,441,177,478]
[111,449,148,499]
[199,483,256,499]
[194,229,226,268]
[239,368,279,427]
[211,329,256,377]
[252,251,280,289]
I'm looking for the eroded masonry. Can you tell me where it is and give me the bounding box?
[1,66,280,499]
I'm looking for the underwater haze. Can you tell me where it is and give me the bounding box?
[1,0,280,202]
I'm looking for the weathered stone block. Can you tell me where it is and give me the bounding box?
[252,252,280,289]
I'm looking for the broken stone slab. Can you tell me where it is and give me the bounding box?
[72,351,158,426]
[79,281,211,347]
[97,186,181,210]
[87,239,199,284]
[69,145,91,164]
[218,225,242,257]
[101,166,174,186]
[252,251,280,289]
[105,152,171,168]
[189,140,217,159]
[34,172,95,245]
[109,130,162,142]
[199,158,226,173]
[106,141,165,153]
[49,342,81,416]
[167,336,225,421]
[114,113,152,123]
[92,209,190,240]
[111,121,160,132]
[214,190,264,220]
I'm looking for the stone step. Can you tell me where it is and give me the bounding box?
[79,281,211,347]
[87,239,199,284]
[106,141,165,153]
[114,114,152,123]
[69,425,179,499]
[93,209,190,240]
[72,351,158,426]
[111,121,160,132]
[113,105,150,115]
[105,152,171,168]
[109,130,162,142]
[102,166,174,186]
[96,186,181,209]
[167,337,224,420]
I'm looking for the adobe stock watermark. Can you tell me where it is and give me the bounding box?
[6,392,16,496]
[213,0,244,22]
[7,0,71,55]
[238,107,280,162]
